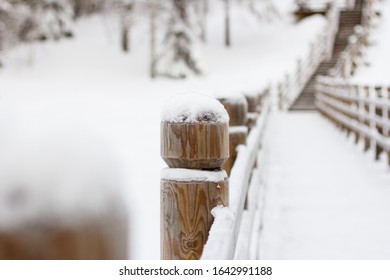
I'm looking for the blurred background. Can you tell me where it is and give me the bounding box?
[0,0,388,259]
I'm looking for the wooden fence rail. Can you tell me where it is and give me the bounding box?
[329,0,380,79]
[201,92,271,260]
[316,76,390,165]
[329,25,369,78]
[160,90,271,260]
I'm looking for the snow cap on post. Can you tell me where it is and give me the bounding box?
[161,93,229,124]
[214,91,248,126]
[161,93,229,170]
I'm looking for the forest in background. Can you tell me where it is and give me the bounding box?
[0,0,279,78]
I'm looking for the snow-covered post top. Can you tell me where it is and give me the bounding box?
[160,93,229,260]
[215,92,248,126]
[161,93,229,170]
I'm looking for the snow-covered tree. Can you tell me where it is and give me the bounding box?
[118,0,134,52]
[224,0,230,47]
[223,0,280,47]
[157,0,202,79]
[191,0,208,42]
[149,0,157,78]
[73,0,108,18]
[245,0,279,22]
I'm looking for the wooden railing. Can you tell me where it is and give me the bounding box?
[329,25,369,78]
[314,0,388,164]
[278,3,340,109]
[329,0,380,78]
[201,91,271,260]
[362,0,381,28]
[160,90,271,260]
[316,76,390,164]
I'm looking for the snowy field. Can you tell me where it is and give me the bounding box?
[0,3,326,259]
[352,0,390,84]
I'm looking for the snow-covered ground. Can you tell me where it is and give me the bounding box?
[259,112,390,259]
[0,3,326,259]
[352,0,390,85]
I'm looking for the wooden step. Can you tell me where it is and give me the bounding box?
[289,4,364,111]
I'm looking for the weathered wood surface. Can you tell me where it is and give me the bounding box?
[223,128,247,176]
[217,98,248,126]
[201,97,271,260]
[0,217,128,260]
[161,178,228,260]
[161,122,229,170]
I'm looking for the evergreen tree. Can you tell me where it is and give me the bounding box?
[157,0,201,78]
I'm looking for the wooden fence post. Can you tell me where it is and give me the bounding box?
[296,59,302,88]
[243,91,260,132]
[217,95,248,175]
[362,86,371,151]
[160,94,229,260]
[353,85,361,144]
[385,87,390,166]
[374,86,384,160]
[368,86,377,156]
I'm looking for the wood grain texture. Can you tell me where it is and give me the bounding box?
[0,212,128,260]
[217,98,248,126]
[161,178,228,260]
[161,122,229,169]
[223,129,247,175]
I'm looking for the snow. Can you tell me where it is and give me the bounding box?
[161,168,227,183]
[229,126,248,134]
[161,93,229,124]
[0,1,325,259]
[0,113,126,230]
[201,205,236,260]
[259,112,390,259]
[352,0,390,85]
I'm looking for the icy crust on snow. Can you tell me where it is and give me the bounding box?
[161,168,228,183]
[161,93,229,124]
[0,115,125,229]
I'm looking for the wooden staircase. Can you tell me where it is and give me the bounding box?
[290,0,364,111]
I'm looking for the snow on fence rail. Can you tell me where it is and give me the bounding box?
[160,90,271,260]
[202,91,271,260]
[315,76,390,164]
[278,3,340,109]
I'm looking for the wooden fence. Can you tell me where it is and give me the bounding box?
[314,0,388,163]
[160,90,271,260]
[202,92,271,259]
[329,0,380,78]
[278,3,340,109]
[316,76,390,164]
